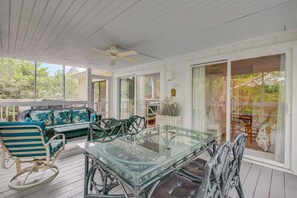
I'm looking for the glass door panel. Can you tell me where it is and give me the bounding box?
[119,77,135,119]
[136,73,160,127]
[92,80,108,118]
[231,54,286,163]
[192,62,227,143]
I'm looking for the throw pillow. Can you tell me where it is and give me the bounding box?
[72,109,90,123]
[30,110,53,126]
[53,109,72,125]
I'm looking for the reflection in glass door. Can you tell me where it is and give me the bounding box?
[119,77,135,119]
[93,80,108,118]
[136,73,160,127]
[231,54,287,163]
[192,62,227,143]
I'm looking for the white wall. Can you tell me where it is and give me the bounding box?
[112,30,297,174]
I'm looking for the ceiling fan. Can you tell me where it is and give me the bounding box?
[92,45,139,66]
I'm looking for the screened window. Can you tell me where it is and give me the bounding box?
[36,62,63,100]
[0,58,34,101]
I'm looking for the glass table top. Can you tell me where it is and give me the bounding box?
[78,125,218,186]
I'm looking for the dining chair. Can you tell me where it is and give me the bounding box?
[88,118,126,142]
[150,141,232,198]
[125,115,146,135]
[146,105,158,127]
[225,133,248,198]
[87,118,127,194]
[0,122,65,189]
[179,133,247,197]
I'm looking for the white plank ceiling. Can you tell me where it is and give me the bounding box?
[0,0,296,70]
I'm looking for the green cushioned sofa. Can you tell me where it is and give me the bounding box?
[18,107,101,139]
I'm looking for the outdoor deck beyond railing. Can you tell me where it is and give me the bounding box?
[0,137,297,198]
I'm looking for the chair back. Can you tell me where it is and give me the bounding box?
[0,122,47,158]
[125,115,146,135]
[222,133,247,197]
[232,133,248,173]
[197,142,232,198]
[88,118,125,142]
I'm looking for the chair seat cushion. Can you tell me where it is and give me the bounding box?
[180,158,207,181]
[151,175,199,198]
[50,140,64,156]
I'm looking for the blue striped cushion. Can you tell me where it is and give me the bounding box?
[0,122,46,131]
[0,122,48,157]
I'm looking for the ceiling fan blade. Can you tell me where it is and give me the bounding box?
[110,58,116,66]
[91,48,106,55]
[118,56,139,64]
[117,50,137,57]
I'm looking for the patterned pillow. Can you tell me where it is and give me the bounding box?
[72,109,90,123]
[30,110,53,126]
[53,109,72,125]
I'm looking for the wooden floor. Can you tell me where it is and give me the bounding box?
[1,138,297,198]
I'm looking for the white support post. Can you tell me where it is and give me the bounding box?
[291,46,297,173]
[226,60,231,142]
[34,61,37,101]
[62,65,65,101]
[87,68,92,108]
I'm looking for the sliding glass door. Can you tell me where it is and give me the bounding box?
[231,54,287,163]
[192,54,290,165]
[192,62,227,143]
[136,73,160,127]
[118,73,160,125]
[119,77,135,119]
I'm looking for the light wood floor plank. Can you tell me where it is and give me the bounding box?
[284,172,297,198]
[253,166,272,198]
[269,170,285,198]
[242,164,262,198]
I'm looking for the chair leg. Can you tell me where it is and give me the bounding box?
[9,162,59,189]
[235,179,244,198]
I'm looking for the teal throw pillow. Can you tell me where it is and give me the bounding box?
[90,113,97,122]
[25,117,32,122]
[30,110,53,126]
[53,109,72,125]
[72,109,90,123]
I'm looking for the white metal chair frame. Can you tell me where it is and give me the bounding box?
[0,125,65,189]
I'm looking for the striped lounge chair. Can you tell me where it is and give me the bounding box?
[0,122,65,189]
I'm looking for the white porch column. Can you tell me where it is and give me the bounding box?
[87,68,92,107]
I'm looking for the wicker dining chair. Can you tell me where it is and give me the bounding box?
[151,142,232,198]
[88,118,126,142]
[224,133,248,198]
[179,133,248,198]
[87,118,127,194]
[125,115,146,135]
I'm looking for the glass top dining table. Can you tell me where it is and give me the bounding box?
[78,125,219,197]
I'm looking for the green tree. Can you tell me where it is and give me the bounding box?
[0,58,79,100]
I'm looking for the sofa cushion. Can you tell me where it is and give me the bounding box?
[53,109,72,125]
[30,110,53,126]
[72,109,90,123]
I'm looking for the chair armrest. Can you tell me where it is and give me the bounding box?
[45,133,66,147]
